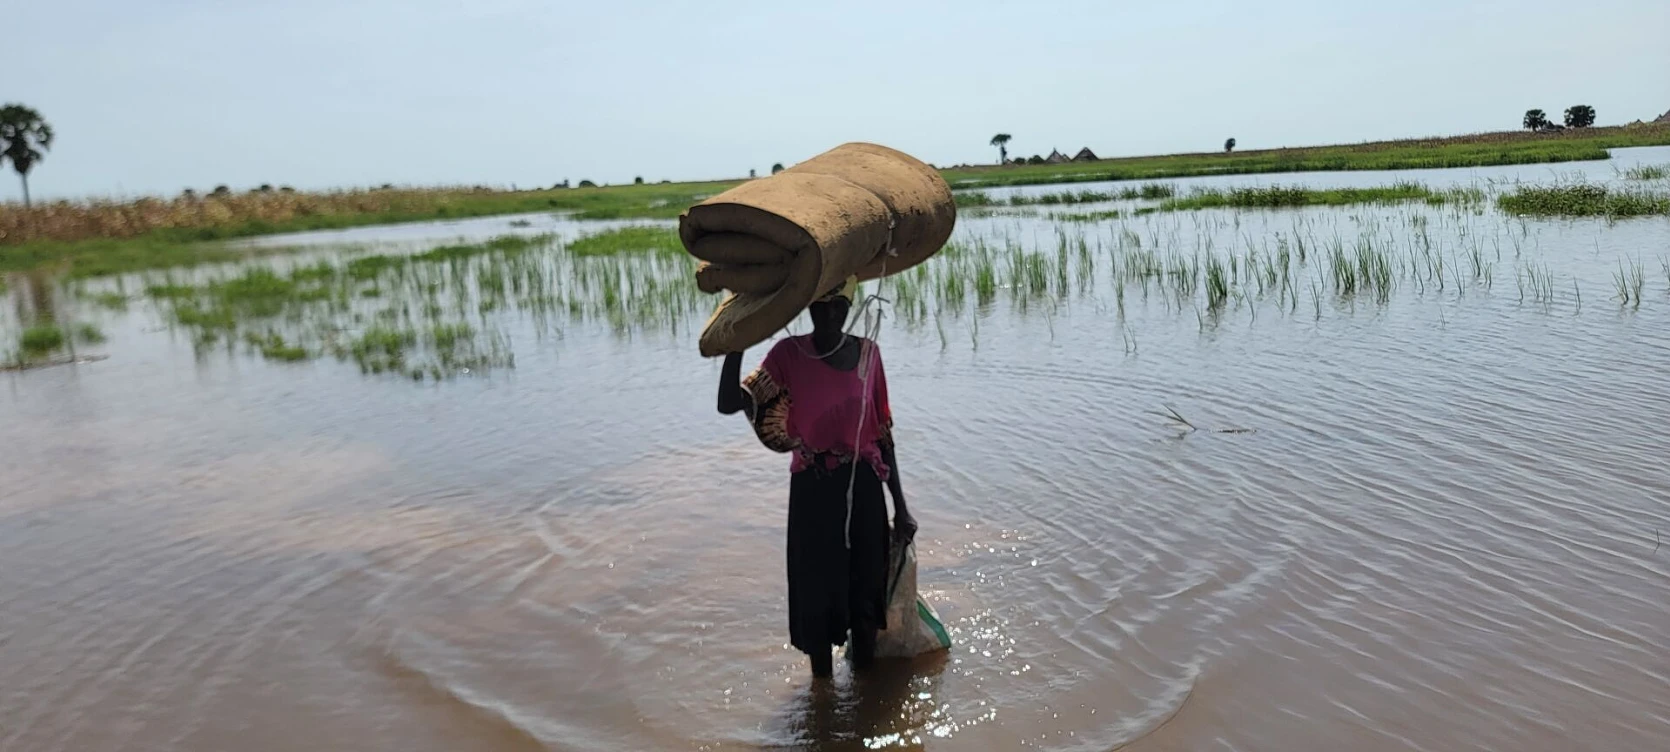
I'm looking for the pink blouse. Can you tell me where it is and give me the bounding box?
[742,336,893,480]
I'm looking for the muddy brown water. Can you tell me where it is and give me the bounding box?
[4,149,1670,751]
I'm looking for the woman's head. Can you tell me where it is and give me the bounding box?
[809,276,857,336]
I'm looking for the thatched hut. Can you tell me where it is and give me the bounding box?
[1073,147,1099,162]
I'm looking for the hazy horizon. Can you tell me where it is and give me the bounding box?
[6,0,1669,200]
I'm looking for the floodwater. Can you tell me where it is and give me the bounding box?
[4,148,1670,751]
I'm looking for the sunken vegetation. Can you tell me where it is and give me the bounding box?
[1620,163,1669,181]
[11,191,1670,376]
[5,320,105,368]
[131,229,699,379]
[955,182,1489,214]
[1157,184,1487,211]
[1496,185,1670,218]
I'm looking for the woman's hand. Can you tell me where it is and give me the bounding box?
[880,440,913,543]
[717,351,752,416]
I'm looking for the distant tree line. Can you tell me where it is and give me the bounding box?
[1524,105,1595,133]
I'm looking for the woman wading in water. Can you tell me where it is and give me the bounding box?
[717,276,916,678]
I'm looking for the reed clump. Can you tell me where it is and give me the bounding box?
[1620,164,1669,181]
[123,229,701,378]
[1159,182,1469,211]
[1497,185,1670,218]
[19,324,65,354]
[567,226,682,256]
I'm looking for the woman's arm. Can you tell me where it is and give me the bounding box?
[717,351,753,416]
[880,438,915,543]
[870,343,914,542]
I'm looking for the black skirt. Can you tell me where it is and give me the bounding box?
[786,460,891,656]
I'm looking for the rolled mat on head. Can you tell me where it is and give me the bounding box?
[679,142,956,357]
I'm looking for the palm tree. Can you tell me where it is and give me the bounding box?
[989,133,1012,165]
[0,104,54,208]
[1563,105,1596,129]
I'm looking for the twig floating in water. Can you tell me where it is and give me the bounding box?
[1151,404,1196,432]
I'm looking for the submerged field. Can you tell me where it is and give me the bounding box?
[8,147,1668,371]
[5,146,1670,752]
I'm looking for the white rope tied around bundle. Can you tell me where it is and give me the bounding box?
[842,219,897,549]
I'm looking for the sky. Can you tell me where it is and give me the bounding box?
[6,0,1669,200]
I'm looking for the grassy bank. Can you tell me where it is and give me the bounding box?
[0,182,730,276]
[939,124,1670,188]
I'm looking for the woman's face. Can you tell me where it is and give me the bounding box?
[808,297,850,334]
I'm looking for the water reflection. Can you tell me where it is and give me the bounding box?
[769,653,950,750]
[2,267,110,369]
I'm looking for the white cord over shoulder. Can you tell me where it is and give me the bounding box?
[842,221,894,549]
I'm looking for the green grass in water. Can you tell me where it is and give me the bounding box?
[955,183,1175,210]
[568,226,682,256]
[173,303,239,330]
[414,234,551,263]
[133,234,570,378]
[74,323,107,344]
[245,331,309,362]
[965,182,1474,215]
[85,291,129,311]
[1013,184,1176,205]
[347,326,417,374]
[1160,183,1452,211]
[1497,185,1670,218]
[1055,210,1126,222]
[1621,164,1669,181]
[9,322,103,361]
[428,322,475,351]
[19,324,66,355]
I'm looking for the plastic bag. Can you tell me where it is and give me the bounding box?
[873,536,952,658]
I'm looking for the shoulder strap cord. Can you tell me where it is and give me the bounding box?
[844,219,897,549]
